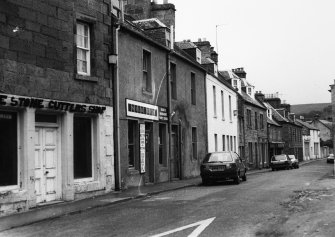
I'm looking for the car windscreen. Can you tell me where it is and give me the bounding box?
[204,153,233,163]
[272,155,287,161]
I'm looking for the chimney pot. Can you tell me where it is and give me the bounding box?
[198,38,201,42]
[202,37,206,41]
[163,0,168,3]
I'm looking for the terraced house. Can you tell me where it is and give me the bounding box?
[0,0,115,216]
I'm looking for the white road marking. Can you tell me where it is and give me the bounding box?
[150,217,216,237]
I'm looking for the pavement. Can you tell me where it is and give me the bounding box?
[0,159,321,232]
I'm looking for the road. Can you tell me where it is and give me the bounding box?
[2,159,335,237]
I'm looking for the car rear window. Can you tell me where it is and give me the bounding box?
[204,153,233,163]
[272,155,287,161]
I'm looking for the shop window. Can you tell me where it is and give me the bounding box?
[192,127,197,159]
[0,111,18,187]
[74,116,92,179]
[128,120,138,169]
[76,22,91,75]
[171,63,177,99]
[143,50,152,92]
[159,124,167,166]
[35,113,57,123]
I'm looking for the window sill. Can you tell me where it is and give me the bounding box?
[0,185,19,192]
[142,88,153,97]
[75,74,98,82]
[213,116,217,119]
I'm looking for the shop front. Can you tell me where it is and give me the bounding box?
[123,99,168,188]
[0,94,114,216]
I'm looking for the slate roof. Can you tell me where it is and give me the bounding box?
[201,57,215,64]
[219,70,240,80]
[267,117,281,127]
[271,108,289,123]
[241,91,266,109]
[133,18,167,30]
[296,119,319,130]
[319,119,332,129]
[175,41,197,49]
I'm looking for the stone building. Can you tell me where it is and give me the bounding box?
[0,0,114,216]
[222,68,268,169]
[309,118,333,157]
[176,40,239,155]
[116,0,207,188]
[264,95,303,161]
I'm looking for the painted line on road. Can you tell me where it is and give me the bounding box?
[150,217,216,237]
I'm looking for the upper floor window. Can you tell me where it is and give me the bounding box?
[171,63,177,99]
[233,80,237,88]
[260,113,264,129]
[221,91,225,120]
[213,86,217,117]
[77,22,91,75]
[229,95,232,121]
[255,112,258,130]
[191,72,196,105]
[247,87,252,96]
[247,109,252,128]
[143,50,152,92]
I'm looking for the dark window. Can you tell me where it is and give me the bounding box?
[222,135,225,151]
[192,127,197,159]
[170,63,177,99]
[0,111,17,186]
[248,142,253,163]
[214,134,218,151]
[128,120,137,168]
[74,116,92,179]
[191,72,196,105]
[221,91,224,120]
[260,113,264,129]
[230,136,233,151]
[143,50,152,92]
[247,109,252,128]
[255,112,258,130]
[159,124,166,166]
[35,113,57,123]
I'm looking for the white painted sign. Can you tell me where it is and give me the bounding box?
[150,217,216,237]
[140,123,146,174]
[126,99,159,120]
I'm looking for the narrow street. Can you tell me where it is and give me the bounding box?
[2,159,335,237]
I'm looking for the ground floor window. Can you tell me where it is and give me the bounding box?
[214,134,218,151]
[0,111,18,187]
[248,142,253,163]
[159,123,167,166]
[74,116,92,179]
[222,135,225,151]
[128,120,138,169]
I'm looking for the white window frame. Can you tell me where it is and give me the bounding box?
[76,22,91,76]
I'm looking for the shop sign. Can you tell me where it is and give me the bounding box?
[139,123,146,174]
[0,94,106,114]
[158,107,168,122]
[126,99,158,121]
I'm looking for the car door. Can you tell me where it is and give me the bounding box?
[233,152,244,175]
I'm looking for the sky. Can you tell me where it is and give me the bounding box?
[167,0,335,105]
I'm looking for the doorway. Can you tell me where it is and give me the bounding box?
[170,125,180,180]
[34,126,60,203]
[144,122,154,183]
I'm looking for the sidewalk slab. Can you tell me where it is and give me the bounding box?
[0,159,323,232]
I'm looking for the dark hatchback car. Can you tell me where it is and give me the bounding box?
[270,154,293,171]
[200,151,247,185]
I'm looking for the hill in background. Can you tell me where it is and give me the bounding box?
[291,103,331,121]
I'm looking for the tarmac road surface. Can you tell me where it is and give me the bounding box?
[2,159,335,237]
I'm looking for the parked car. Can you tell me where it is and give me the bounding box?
[288,155,299,168]
[327,154,334,163]
[200,151,247,185]
[270,154,293,171]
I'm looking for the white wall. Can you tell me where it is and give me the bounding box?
[206,74,238,153]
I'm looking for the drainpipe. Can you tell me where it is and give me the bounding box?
[167,25,173,181]
[111,0,124,191]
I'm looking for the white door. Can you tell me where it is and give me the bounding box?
[35,127,58,203]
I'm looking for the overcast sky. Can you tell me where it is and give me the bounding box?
[168,0,335,105]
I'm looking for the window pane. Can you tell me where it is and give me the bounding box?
[0,111,17,186]
[74,116,92,179]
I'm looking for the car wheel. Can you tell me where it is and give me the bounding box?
[272,168,275,171]
[234,173,241,185]
[242,173,247,181]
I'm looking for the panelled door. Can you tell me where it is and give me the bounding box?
[35,127,59,203]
